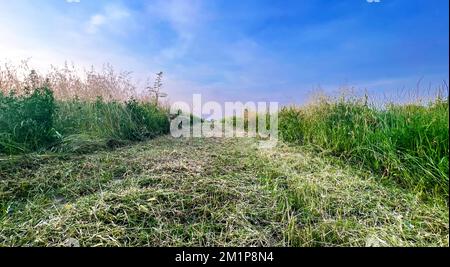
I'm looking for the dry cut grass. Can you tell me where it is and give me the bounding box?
[0,136,447,247]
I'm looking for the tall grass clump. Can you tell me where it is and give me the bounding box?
[279,92,449,199]
[53,98,168,142]
[0,87,56,154]
[0,61,169,155]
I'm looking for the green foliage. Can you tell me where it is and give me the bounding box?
[125,99,170,140]
[279,96,449,199]
[0,87,56,154]
[222,112,271,134]
[1,88,169,155]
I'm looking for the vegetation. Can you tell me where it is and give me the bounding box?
[0,63,169,155]
[0,90,169,155]
[0,137,447,246]
[279,93,449,200]
[0,87,56,154]
[0,62,448,247]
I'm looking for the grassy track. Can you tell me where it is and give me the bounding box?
[0,136,448,246]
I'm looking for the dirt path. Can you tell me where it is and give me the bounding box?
[0,136,448,246]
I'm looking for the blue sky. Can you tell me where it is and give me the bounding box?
[0,0,448,104]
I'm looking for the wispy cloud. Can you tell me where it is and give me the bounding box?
[0,0,447,105]
[145,0,208,62]
[86,4,131,34]
[148,0,204,38]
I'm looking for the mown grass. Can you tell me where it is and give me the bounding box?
[0,63,447,246]
[0,137,447,247]
[255,143,448,246]
[279,94,449,200]
[0,137,285,246]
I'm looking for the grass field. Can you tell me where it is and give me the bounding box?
[0,64,448,247]
[279,93,449,200]
[0,136,447,246]
[0,64,170,155]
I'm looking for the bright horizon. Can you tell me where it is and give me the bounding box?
[0,0,448,105]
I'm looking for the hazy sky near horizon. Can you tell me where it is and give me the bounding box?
[0,0,448,104]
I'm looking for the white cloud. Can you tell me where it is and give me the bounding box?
[86,5,131,34]
[66,0,81,3]
[0,2,147,81]
[146,0,208,62]
[149,0,203,37]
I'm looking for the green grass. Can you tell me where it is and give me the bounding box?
[0,136,447,246]
[0,86,448,247]
[0,87,56,154]
[279,95,449,200]
[0,88,170,155]
[256,142,448,246]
